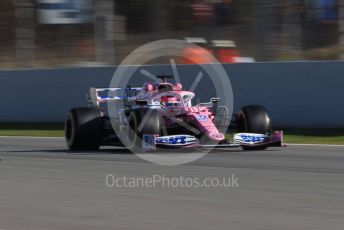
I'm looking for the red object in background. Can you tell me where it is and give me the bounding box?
[192,3,213,23]
[216,49,240,63]
[181,47,214,64]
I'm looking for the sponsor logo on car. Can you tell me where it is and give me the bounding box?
[156,135,198,146]
[211,133,224,139]
[234,133,267,144]
[195,114,209,121]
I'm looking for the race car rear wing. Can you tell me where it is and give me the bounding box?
[88,87,142,106]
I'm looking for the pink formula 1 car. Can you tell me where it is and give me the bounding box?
[65,76,283,151]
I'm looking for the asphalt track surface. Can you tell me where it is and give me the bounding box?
[0,137,343,230]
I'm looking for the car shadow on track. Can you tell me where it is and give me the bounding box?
[5,148,132,155]
[5,148,278,155]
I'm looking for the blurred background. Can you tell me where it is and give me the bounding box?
[0,0,343,68]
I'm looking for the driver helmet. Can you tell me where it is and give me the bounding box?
[161,96,179,106]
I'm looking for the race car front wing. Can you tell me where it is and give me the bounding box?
[142,131,285,150]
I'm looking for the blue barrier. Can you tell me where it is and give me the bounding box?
[0,62,343,128]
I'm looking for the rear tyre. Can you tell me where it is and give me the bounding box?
[126,109,160,151]
[237,105,272,151]
[65,108,103,151]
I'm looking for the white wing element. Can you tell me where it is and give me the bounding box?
[88,87,142,106]
[233,133,268,144]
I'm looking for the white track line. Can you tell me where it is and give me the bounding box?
[287,143,344,147]
[0,136,63,139]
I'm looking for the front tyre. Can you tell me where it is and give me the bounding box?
[65,108,103,151]
[237,105,272,151]
[125,109,160,151]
